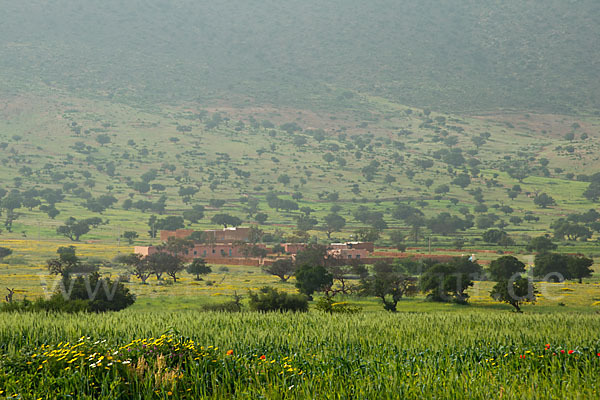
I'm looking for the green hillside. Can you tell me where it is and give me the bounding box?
[1,0,599,113]
[1,92,599,263]
[1,0,599,287]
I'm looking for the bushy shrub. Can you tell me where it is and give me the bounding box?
[202,293,243,312]
[248,287,308,312]
[1,297,89,313]
[1,273,135,313]
[314,296,361,314]
[65,273,136,312]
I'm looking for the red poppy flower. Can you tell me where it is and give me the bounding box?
[226,350,234,356]
[259,355,266,360]
[568,350,574,355]
[597,353,600,357]
[560,350,565,354]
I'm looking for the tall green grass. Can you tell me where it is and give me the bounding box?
[1,311,599,398]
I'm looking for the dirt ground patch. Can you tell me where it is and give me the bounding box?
[472,112,596,139]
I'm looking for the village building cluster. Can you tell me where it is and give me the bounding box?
[134,227,373,263]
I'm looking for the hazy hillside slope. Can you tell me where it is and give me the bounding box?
[1,0,598,112]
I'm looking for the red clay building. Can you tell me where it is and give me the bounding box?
[327,242,373,260]
[134,243,267,262]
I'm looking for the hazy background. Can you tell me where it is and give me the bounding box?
[1,0,598,113]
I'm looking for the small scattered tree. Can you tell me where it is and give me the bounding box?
[567,255,594,283]
[296,214,318,232]
[294,264,333,299]
[295,244,329,267]
[322,153,335,165]
[46,246,98,279]
[355,227,381,242]
[392,204,423,221]
[186,258,212,280]
[146,252,181,281]
[490,277,537,312]
[325,264,365,295]
[183,207,204,224]
[155,215,185,231]
[451,173,471,188]
[248,225,263,244]
[95,134,111,146]
[148,215,158,238]
[532,253,593,282]
[388,230,407,251]
[116,253,152,284]
[255,212,268,224]
[262,259,296,282]
[163,237,194,259]
[211,213,242,228]
[122,231,139,245]
[277,174,291,186]
[483,229,505,244]
[483,229,515,247]
[526,236,557,253]
[132,181,150,194]
[361,261,418,311]
[488,256,525,281]
[56,217,91,241]
[552,220,592,241]
[533,252,568,282]
[583,180,600,202]
[420,257,482,303]
[533,193,556,208]
[427,212,470,236]
[323,213,346,239]
[0,246,12,261]
[161,253,184,283]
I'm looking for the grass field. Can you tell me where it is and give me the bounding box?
[2,236,600,310]
[1,311,600,399]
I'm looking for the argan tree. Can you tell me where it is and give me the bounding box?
[187,258,212,280]
[490,277,537,312]
[294,264,333,300]
[262,259,296,282]
[361,261,418,311]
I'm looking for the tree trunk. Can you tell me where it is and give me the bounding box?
[512,302,521,313]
